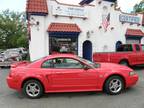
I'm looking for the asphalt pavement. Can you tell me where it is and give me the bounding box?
[0,67,144,108]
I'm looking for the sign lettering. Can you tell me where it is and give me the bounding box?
[119,14,140,24]
[52,5,88,18]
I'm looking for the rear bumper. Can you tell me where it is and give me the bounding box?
[126,74,139,88]
[6,76,21,91]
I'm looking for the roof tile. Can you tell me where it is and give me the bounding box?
[48,23,81,32]
[26,0,48,14]
[126,29,144,37]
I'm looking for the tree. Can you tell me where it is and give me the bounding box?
[133,0,144,13]
[0,10,28,49]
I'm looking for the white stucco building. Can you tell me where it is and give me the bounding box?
[26,0,144,61]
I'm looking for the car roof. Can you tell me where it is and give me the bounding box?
[45,54,77,59]
[31,54,78,64]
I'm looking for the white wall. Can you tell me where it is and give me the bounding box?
[29,0,144,61]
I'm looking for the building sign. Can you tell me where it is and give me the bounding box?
[119,14,140,24]
[52,5,88,18]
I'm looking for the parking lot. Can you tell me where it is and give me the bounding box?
[0,67,144,108]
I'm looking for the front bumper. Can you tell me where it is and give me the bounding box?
[126,74,139,88]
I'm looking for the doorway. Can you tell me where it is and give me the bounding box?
[83,40,92,61]
[116,41,122,51]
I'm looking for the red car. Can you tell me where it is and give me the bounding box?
[7,54,138,98]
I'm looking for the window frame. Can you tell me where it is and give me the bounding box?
[41,59,54,68]
[53,57,85,69]
[135,44,140,52]
[41,57,89,69]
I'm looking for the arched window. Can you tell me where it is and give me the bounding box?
[116,41,122,51]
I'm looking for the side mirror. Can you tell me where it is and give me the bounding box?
[83,65,89,70]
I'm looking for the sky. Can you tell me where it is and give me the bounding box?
[0,0,142,13]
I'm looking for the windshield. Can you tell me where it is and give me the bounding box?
[78,57,100,68]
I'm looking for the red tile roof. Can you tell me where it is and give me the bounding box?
[48,23,81,32]
[126,29,144,37]
[26,0,48,14]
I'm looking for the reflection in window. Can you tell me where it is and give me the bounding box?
[42,59,53,68]
[49,37,78,54]
[53,58,83,69]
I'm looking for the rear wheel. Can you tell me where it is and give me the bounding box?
[22,80,44,99]
[119,60,129,66]
[104,76,124,95]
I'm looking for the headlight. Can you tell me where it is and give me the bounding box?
[129,71,136,76]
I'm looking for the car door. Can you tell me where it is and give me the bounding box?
[140,44,144,64]
[43,57,98,91]
[129,44,141,65]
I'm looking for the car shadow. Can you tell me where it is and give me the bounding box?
[10,87,139,99]
[14,91,105,99]
[42,91,103,99]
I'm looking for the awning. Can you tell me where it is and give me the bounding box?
[48,23,81,32]
[103,0,117,2]
[79,0,94,5]
[48,23,81,38]
[126,29,144,39]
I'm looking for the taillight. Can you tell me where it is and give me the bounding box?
[9,70,15,77]
[9,72,13,77]
[11,64,17,68]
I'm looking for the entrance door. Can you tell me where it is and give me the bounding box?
[83,41,92,61]
[116,41,122,51]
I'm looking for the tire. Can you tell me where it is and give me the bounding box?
[22,80,44,99]
[119,60,129,66]
[104,76,124,95]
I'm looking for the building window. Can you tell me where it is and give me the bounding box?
[49,37,78,54]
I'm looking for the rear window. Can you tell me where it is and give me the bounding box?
[117,45,133,52]
[141,45,144,51]
[135,45,140,51]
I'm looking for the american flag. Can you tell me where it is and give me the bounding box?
[102,13,110,31]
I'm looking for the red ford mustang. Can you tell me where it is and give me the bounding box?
[7,54,138,98]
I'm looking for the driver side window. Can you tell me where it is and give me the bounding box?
[53,58,84,69]
[41,58,84,69]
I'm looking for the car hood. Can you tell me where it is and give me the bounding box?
[99,62,133,71]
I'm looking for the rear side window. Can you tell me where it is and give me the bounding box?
[41,59,53,68]
[53,58,84,69]
[141,45,144,51]
[135,45,140,51]
[117,45,133,52]
[41,58,84,69]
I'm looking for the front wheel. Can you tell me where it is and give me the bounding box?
[104,76,124,95]
[22,80,44,99]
